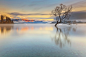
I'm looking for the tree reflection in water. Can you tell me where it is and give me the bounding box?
[0,25,13,34]
[52,25,76,48]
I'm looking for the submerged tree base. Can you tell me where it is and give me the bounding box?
[55,21,59,26]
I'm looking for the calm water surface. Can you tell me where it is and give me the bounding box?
[0,24,86,57]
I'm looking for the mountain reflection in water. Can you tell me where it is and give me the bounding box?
[0,25,13,34]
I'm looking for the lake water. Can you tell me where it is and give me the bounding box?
[0,24,86,57]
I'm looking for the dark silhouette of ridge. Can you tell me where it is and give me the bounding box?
[0,15,14,24]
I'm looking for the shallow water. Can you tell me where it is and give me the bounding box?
[0,24,86,57]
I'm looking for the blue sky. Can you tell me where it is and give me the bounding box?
[0,0,86,20]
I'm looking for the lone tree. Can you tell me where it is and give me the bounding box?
[51,4,72,26]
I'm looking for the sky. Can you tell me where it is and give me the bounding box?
[0,0,86,20]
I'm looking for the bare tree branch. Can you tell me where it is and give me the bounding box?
[51,4,72,26]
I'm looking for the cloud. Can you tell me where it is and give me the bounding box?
[7,12,52,19]
[8,12,50,16]
[71,0,86,7]
[20,0,49,8]
[53,11,86,20]
[70,11,86,19]
[8,11,86,20]
[71,0,86,11]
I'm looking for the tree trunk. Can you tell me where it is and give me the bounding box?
[55,21,58,26]
[59,15,61,23]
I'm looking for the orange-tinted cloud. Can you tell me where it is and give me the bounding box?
[71,1,86,12]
